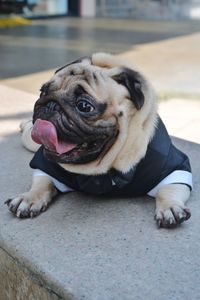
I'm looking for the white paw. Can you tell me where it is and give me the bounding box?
[155,205,191,228]
[5,191,52,218]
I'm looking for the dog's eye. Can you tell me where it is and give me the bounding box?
[76,99,94,113]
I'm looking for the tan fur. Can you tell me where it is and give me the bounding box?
[155,184,191,227]
[6,176,57,218]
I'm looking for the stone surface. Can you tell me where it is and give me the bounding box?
[0,85,200,300]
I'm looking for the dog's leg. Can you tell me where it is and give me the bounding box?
[20,119,39,152]
[155,184,191,228]
[5,175,57,218]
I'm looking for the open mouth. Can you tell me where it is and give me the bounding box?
[31,118,111,164]
[44,138,107,164]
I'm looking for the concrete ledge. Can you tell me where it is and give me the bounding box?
[0,248,62,300]
[1,85,200,300]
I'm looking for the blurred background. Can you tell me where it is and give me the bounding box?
[0,0,200,101]
[1,0,200,19]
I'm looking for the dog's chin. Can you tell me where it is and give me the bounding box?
[43,137,113,165]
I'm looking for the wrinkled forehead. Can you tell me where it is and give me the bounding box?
[56,57,101,84]
[55,56,92,74]
[43,56,124,101]
[54,56,122,86]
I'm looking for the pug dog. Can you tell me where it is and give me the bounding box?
[5,53,193,228]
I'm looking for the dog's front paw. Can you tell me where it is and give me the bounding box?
[155,205,191,228]
[5,190,52,218]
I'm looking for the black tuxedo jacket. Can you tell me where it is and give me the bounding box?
[30,116,192,197]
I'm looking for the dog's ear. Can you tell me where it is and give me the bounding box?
[55,56,92,74]
[112,67,145,110]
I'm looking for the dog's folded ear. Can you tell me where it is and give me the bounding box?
[112,67,145,110]
[55,56,92,74]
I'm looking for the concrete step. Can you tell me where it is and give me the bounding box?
[1,85,200,300]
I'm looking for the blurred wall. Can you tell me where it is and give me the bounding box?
[95,0,200,20]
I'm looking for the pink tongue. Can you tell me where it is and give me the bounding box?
[31,119,77,154]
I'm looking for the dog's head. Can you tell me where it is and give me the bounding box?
[32,53,157,175]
